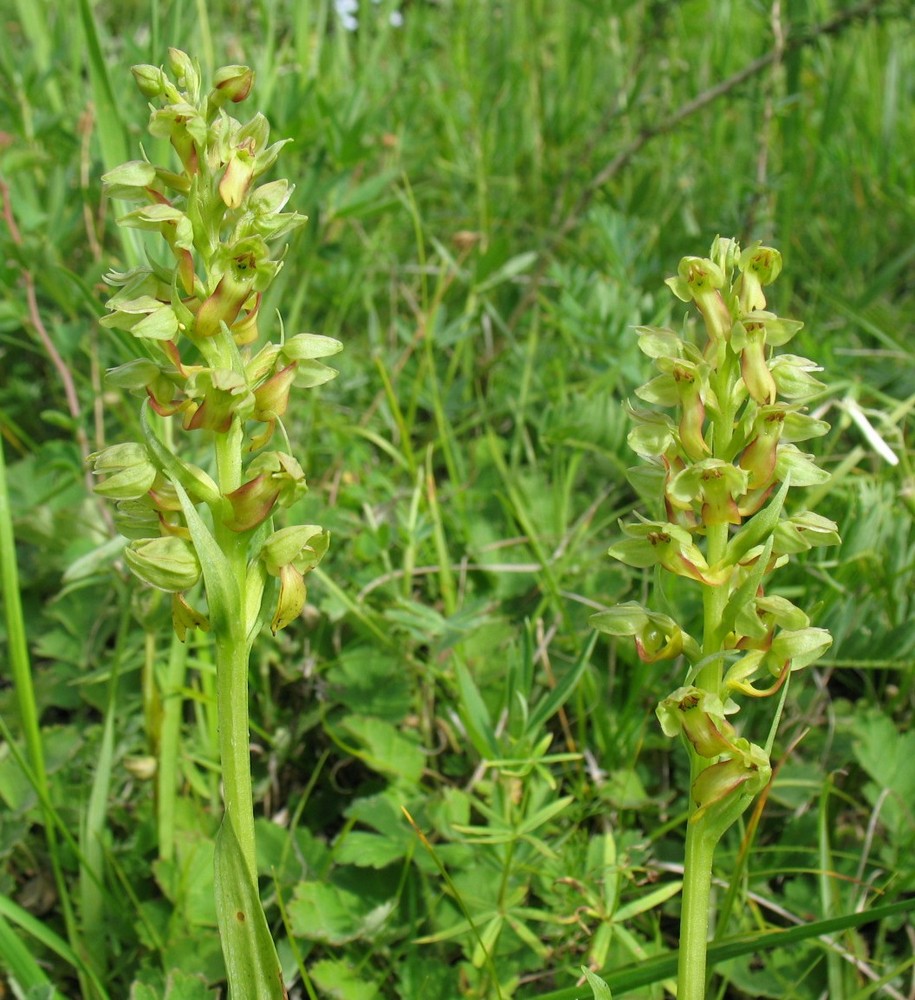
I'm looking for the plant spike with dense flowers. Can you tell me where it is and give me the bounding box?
[592,239,839,1000]
[88,49,340,998]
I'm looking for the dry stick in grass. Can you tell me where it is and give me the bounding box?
[0,178,105,497]
[508,0,899,334]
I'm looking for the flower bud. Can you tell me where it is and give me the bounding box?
[219,138,257,208]
[208,65,255,115]
[131,64,167,99]
[89,443,157,500]
[690,746,770,824]
[167,48,200,99]
[124,536,201,592]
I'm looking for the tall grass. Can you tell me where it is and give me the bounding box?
[0,0,913,996]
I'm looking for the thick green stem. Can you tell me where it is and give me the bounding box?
[680,344,737,994]
[213,412,258,882]
[677,814,718,1000]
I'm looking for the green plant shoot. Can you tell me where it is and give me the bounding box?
[592,239,839,999]
[88,49,341,998]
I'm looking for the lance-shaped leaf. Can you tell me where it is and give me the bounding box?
[170,478,238,636]
[214,819,287,1000]
[724,476,790,567]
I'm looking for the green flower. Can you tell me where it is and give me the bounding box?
[124,536,201,592]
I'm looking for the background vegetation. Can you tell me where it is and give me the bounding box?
[0,0,913,997]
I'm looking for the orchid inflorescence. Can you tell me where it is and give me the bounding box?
[591,239,839,996]
[594,238,839,837]
[89,48,339,640]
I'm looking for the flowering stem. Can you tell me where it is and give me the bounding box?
[595,241,838,999]
[677,816,718,1000]
[213,413,257,879]
[215,601,257,879]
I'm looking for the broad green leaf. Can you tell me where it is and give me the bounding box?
[287,882,393,945]
[310,959,379,1000]
[334,830,408,869]
[339,715,424,785]
[213,819,286,1000]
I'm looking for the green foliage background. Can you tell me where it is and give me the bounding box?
[0,0,913,997]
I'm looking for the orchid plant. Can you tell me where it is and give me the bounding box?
[592,239,839,999]
[89,50,340,998]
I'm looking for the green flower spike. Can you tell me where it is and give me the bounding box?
[596,239,837,1000]
[91,52,339,997]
